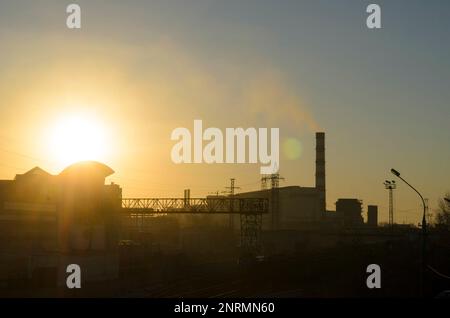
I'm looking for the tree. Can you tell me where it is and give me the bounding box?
[435,192,450,230]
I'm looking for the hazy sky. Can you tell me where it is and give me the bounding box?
[0,0,449,224]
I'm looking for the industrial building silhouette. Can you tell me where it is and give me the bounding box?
[232,133,368,230]
[0,161,121,288]
[0,132,378,293]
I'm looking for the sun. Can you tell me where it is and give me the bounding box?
[47,113,110,167]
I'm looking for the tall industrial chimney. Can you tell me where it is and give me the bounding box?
[315,132,326,217]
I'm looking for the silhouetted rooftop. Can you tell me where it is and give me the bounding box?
[15,166,53,180]
[59,161,114,178]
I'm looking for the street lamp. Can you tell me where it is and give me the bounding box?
[391,168,426,297]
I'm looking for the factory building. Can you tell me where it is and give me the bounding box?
[335,199,364,227]
[234,132,368,230]
[234,132,327,230]
[234,186,322,230]
[0,161,121,288]
[367,205,378,227]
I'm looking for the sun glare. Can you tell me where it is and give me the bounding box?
[48,114,110,167]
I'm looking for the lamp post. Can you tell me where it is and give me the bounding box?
[391,168,426,297]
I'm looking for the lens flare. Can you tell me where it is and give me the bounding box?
[282,138,302,160]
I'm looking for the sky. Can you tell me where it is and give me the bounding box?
[0,0,449,224]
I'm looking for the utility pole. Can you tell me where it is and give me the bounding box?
[225,178,239,196]
[384,180,396,228]
[225,178,240,229]
[261,173,284,230]
[183,189,190,208]
[425,198,431,225]
[261,173,284,191]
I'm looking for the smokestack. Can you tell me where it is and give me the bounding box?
[315,132,326,216]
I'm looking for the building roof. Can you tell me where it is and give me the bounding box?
[59,161,114,178]
[14,166,53,180]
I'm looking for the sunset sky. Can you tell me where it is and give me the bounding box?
[0,0,449,224]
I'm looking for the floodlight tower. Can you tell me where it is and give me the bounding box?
[384,180,397,227]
